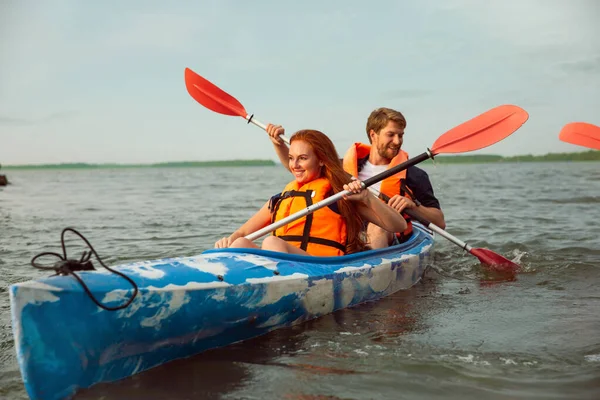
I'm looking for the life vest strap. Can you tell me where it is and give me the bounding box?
[271,190,315,251]
[278,235,347,252]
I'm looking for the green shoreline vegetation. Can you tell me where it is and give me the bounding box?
[1,151,599,170]
[1,159,276,170]
[422,150,600,164]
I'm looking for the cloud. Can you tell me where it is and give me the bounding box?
[1,1,599,163]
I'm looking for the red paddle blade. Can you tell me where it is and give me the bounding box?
[559,122,600,150]
[431,105,529,154]
[470,247,520,273]
[184,68,247,117]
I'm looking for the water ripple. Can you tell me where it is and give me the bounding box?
[2,163,600,400]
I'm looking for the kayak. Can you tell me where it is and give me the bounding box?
[9,224,434,400]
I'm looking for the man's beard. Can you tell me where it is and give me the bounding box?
[378,145,399,161]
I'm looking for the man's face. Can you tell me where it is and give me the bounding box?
[370,121,404,162]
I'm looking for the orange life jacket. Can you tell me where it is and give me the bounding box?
[270,177,347,256]
[342,143,413,241]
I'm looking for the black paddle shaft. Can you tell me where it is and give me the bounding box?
[362,151,432,189]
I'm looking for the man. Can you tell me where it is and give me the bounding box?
[266,107,445,249]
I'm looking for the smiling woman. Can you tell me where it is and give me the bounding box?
[214,129,408,256]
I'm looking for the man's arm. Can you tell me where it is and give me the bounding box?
[404,166,446,229]
[409,202,446,230]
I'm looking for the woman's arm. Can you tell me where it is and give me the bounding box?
[343,181,408,233]
[266,124,291,172]
[357,194,408,233]
[215,201,272,248]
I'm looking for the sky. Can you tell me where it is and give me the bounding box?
[1,0,599,165]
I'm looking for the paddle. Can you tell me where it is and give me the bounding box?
[367,185,519,272]
[182,67,529,262]
[184,67,290,145]
[244,105,529,241]
[403,208,519,273]
[559,122,600,150]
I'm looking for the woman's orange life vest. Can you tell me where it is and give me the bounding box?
[343,143,413,241]
[270,177,347,256]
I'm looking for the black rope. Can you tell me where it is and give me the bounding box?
[31,227,138,311]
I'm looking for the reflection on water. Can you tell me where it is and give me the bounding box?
[76,278,438,399]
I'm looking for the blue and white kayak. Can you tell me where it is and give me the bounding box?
[9,224,433,400]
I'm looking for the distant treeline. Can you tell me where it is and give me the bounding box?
[423,150,600,164]
[1,159,276,170]
[2,151,599,170]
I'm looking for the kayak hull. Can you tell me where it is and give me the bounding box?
[10,225,433,400]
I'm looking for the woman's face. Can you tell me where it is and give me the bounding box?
[288,139,323,185]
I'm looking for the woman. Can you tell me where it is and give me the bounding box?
[214,129,407,256]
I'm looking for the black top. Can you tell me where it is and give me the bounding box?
[404,166,441,209]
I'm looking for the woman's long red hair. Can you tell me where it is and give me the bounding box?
[290,130,366,254]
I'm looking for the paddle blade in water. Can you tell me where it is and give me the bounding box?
[185,68,247,117]
[470,247,520,273]
[559,122,600,150]
[431,105,529,154]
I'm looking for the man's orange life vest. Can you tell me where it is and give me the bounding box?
[270,177,347,256]
[343,143,413,241]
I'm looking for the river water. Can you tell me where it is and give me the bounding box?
[1,162,599,399]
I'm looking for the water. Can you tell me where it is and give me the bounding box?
[1,162,599,400]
